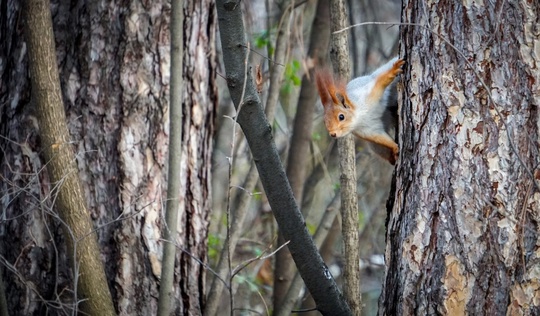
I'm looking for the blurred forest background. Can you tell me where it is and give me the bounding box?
[0,0,401,315]
[209,0,400,314]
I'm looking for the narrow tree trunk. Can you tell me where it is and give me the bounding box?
[157,0,184,313]
[329,0,362,314]
[381,1,540,314]
[24,0,115,314]
[264,0,298,308]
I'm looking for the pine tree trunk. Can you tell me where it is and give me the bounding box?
[0,0,216,314]
[380,1,540,314]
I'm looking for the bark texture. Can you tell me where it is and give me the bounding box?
[0,0,216,314]
[24,0,115,314]
[381,1,540,315]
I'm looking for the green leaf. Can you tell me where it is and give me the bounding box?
[292,75,301,86]
[307,222,317,235]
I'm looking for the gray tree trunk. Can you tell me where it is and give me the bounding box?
[380,1,540,315]
[0,0,216,314]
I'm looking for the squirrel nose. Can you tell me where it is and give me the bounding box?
[330,133,337,137]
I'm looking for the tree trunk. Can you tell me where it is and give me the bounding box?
[157,0,184,313]
[329,0,362,314]
[381,1,540,315]
[0,0,216,314]
[23,0,115,314]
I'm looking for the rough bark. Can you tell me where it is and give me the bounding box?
[0,271,7,316]
[170,2,217,314]
[216,0,352,314]
[0,0,216,314]
[329,0,362,314]
[380,1,540,315]
[23,0,115,314]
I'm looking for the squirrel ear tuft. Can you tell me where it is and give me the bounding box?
[315,69,333,108]
[335,92,345,107]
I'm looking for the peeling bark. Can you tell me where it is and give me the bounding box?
[381,1,540,315]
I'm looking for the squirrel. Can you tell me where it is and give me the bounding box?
[315,57,404,165]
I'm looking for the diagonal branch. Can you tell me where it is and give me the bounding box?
[215,1,352,315]
[23,0,115,314]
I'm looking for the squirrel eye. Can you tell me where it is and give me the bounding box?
[338,114,345,121]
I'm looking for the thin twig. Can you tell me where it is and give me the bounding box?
[224,40,252,316]
[239,44,285,67]
[232,240,290,278]
[332,21,424,34]
[291,307,318,313]
[256,290,270,316]
[163,240,231,290]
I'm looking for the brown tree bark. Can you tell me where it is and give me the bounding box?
[381,1,540,315]
[176,2,217,313]
[0,0,216,314]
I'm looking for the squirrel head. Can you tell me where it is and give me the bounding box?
[315,69,356,138]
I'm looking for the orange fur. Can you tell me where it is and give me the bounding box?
[315,58,404,165]
[315,68,356,137]
[367,59,405,103]
[353,131,399,164]
[315,68,333,107]
[315,69,352,108]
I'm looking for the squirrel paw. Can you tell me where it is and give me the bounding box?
[372,59,406,97]
[392,59,405,77]
[390,148,399,165]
